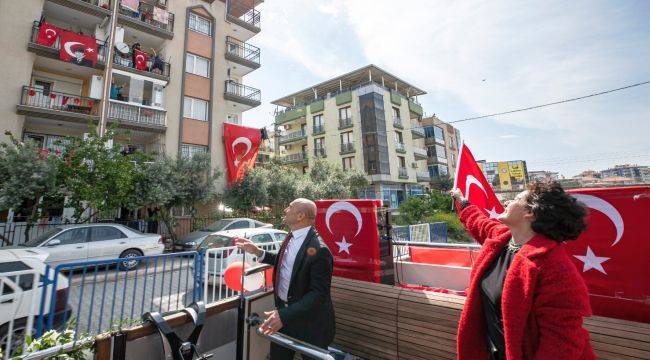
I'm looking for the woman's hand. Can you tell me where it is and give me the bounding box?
[449,188,466,202]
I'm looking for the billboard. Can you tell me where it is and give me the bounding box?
[478,160,528,191]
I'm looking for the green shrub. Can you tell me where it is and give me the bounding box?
[425,212,475,243]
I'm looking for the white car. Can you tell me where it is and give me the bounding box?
[198,228,287,283]
[175,218,273,252]
[0,248,70,356]
[12,223,164,270]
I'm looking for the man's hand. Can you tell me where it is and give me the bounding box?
[260,310,283,335]
[234,237,263,257]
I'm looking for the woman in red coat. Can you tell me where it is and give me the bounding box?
[452,182,595,360]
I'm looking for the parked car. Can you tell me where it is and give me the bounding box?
[0,248,71,356]
[174,218,272,252]
[197,228,287,283]
[10,223,164,270]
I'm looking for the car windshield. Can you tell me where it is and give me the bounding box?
[201,220,232,232]
[198,235,232,249]
[21,227,62,247]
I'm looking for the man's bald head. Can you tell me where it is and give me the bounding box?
[292,198,316,220]
[284,198,317,230]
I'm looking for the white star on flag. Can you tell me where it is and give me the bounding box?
[335,236,352,254]
[485,207,501,219]
[574,246,610,274]
[86,47,94,53]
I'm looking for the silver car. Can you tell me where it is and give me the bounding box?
[174,218,272,252]
[12,223,164,270]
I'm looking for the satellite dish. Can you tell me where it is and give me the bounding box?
[115,42,129,56]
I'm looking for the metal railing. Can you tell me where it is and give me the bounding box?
[279,129,306,143]
[393,117,403,128]
[108,100,166,126]
[312,124,325,135]
[411,127,425,137]
[396,142,406,152]
[281,152,307,164]
[398,167,408,178]
[414,147,428,158]
[417,171,432,181]
[339,117,353,129]
[228,5,261,29]
[20,86,98,115]
[314,147,326,157]
[29,22,107,65]
[225,36,260,65]
[118,1,175,32]
[340,142,355,154]
[0,268,42,357]
[225,81,261,103]
[113,52,171,78]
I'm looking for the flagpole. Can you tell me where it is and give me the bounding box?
[99,0,119,137]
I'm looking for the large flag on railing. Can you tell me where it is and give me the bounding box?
[453,142,504,218]
[223,123,262,184]
[133,48,149,71]
[37,22,61,47]
[58,30,98,67]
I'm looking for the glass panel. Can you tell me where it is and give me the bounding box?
[185,53,194,73]
[128,77,144,104]
[91,226,126,242]
[183,97,191,117]
[53,228,88,245]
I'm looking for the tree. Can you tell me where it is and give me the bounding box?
[0,132,60,243]
[430,175,453,191]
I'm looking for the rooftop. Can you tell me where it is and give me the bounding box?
[271,64,427,107]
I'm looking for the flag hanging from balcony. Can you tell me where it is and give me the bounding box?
[37,22,61,47]
[58,31,98,67]
[224,123,262,184]
[153,7,170,25]
[453,142,504,219]
[133,48,149,71]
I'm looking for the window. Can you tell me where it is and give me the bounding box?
[314,137,324,149]
[398,156,406,168]
[181,144,208,158]
[251,233,273,244]
[227,220,250,230]
[189,13,212,36]
[342,157,354,170]
[395,131,403,144]
[53,227,89,245]
[440,165,449,176]
[302,166,308,174]
[273,233,288,242]
[200,235,231,249]
[340,131,353,144]
[392,107,400,119]
[183,97,209,121]
[313,114,324,127]
[368,160,377,171]
[185,53,210,77]
[112,73,165,107]
[253,220,268,227]
[436,144,447,159]
[339,106,351,120]
[227,114,239,124]
[91,226,127,242]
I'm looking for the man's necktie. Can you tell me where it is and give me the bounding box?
[273,232,293,291]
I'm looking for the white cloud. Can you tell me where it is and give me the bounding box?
[498,134,520,139]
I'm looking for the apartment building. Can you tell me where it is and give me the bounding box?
[600,164,650,183]
[528,170,560,182]
[477,160,529,191]
[0,0,262,191]
[272,65,430,208]
[420,115,461,180]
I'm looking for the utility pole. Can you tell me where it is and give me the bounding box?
[98,0,119,136]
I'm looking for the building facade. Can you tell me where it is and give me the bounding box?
[600,164,650,183]
[0,0,262,193]
[528,170,560,182]
[477,160,529,191]
[272,65,430,208]
[420,115,460,181]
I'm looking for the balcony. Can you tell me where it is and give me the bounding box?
[117,1,175,39]
[393,117,404,129]
[227,4,261,34]
[313,125,325,136]
[224,81,261,109]
[425,136,446,146]
[340,142,355,155]
[281,152,307,165]
[278,130,307,145]
[314,147,326,158]
[225,36,260,76]
[112,51,170,82]
[411,126,425,139]
[339,117,353,130]
[27,22,107,69]
[428,156,448,165]
[17,85,99,123]
[108,100,166,131]
[396,142,406,154]
[414,147,428,160]
[275,106,306,125]
[398,167,409,179]
[417,171,431,182]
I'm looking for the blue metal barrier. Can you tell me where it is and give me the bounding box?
[36,251,204,339]
[392,222,448,243]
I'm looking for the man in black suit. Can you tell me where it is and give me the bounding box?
[235,198,335,359]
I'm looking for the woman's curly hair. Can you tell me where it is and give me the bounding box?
[524,181,588,242]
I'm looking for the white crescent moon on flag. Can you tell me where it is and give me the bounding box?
[231,136,252,167]
[464,175,488,199]
[63,41,84,57]
[572,194,624,246]
[45,28,57,38]
[325,201,363,237]
[136,54,145,62]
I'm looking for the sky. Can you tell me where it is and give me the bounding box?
[241,0,650,178]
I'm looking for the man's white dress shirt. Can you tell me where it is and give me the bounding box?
[262,226,310,302]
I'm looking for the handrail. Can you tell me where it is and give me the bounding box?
[113,51,171,78]
[20,85,99,115]
[226,36,261,64]
[248,315,334,360]
[392,240,481,250]
[118,1,175,32]
[225,81,261,102]
[29,21,107,65]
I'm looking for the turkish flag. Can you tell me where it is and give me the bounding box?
[565,186,650,323]
[453,142,504,219]
[315,199,384,283]
[58,31,98,67]
[37,22,61,47]
[223,123,262,184]
[133,48,149,71]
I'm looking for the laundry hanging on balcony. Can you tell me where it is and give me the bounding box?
[133,48,149,71]
[58,31,98,67]
[120,0,139,13]
[153,6,169,25]
[37,22,61,47]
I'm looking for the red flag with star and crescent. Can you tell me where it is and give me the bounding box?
[453,142,504,220]
[565,186,650,323]
[223,123,262,184]
[315,199,384,283]
[133,48,149,71]
[58,30,98,67]
[37,22,61,47]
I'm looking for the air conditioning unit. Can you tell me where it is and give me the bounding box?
[411,162,418,169]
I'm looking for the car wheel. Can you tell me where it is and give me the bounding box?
[0,317,33,357]
[118,249,143,271]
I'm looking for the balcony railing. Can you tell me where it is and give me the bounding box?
[340,142,355,154]
[314,147,326,158]
[113,51,170,78]
[118,1,175,33]
[398,167,409,178]
[339,117,353,129]
[29,22,107,66]
[281,152,307,164]
[20,86,98,115]
[411,127,425,138]
[393,117,404,129]
[313,125,325,135]
[279,130,307,144]
[396,142,406,153]
[108,100,166,127]
[417,171,431,181]
[225,36,260,66]
[228,4,261,30]
[224,81,261,105]
[414,147,428,158]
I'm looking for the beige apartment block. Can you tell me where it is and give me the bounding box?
[0,0,262,194]
[272,65,431,208]
[420,115,461,181]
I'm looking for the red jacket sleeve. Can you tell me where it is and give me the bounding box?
[458,204,507,245]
